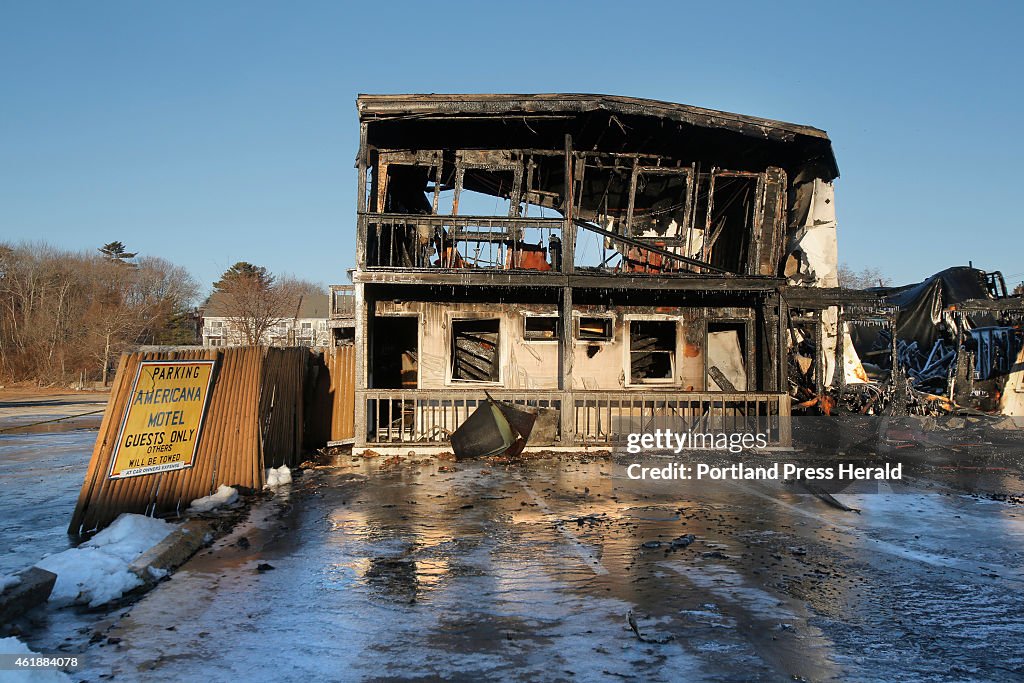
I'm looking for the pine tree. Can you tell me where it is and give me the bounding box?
[213,262,274,293]
[98,241,138,264]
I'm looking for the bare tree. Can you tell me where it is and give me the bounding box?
[1013,282,1023,297]
[838,263,892,290]
[0,243,87,382]
[0,241,199,385]
[85,254,200,384]
[211,262,305,346]
[277,275,326,299]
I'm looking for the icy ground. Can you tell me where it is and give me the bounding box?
[0,430,96,576]
[7,448,1022,682]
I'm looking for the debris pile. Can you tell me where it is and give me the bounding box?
[793,266,1024,418]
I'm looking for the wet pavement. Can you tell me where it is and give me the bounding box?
[18,449,1024,682]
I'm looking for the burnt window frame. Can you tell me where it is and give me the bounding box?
[625,317,678,387]
[452,150,524,218]
[372,150,445,215]
[574,314,615,343]
[522,313,560,342]
[447,316,503,385]
[573,153,635,237]
[699,169,764,273]
[625,164,695,245]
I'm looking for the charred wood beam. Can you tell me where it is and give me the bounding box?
[957,296,1024,313]
[708,366,737,392]
[572,218,733,274]
[356,94,832,146]
[780,286,890,307]
[354,269,782,292]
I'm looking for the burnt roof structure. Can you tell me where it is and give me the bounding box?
[358,93,838,183]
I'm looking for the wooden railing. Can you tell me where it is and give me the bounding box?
[359,214,564,271]
[571,391,788,446]
[363,390,561,444]
[360,389,790,447]
[329,285,355,319]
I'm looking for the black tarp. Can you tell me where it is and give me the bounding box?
[870,267,996,349]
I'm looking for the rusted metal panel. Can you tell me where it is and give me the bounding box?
[69,346,309,534]
[324,345,355,442]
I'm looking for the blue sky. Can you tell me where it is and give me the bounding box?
[2,1,1023,293]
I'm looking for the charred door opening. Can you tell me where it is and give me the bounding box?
[629,320,677,384]
[707,322,748,391]
[371,316,418,389]
[451,319,500,383]
[702,174,758,273]
[790,312,824,395]
[383,165,436,214]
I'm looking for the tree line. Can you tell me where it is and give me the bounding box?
[0,241,323,386]
[0,241,197,385]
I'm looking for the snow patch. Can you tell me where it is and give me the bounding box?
[0,637,72,681]
[147,566,169,581]
[35,513,175,608]
[264,465,292,489]
[0,573,21,592]
[189,485,238,513]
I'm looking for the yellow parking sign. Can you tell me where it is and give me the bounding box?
[108,359,216,479]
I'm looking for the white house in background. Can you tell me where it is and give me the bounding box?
[201,292,331,347]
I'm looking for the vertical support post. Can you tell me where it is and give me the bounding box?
[560,286,575,445]
[353,283,369,449]
[355,122,368,269]
[778,391,792,447]
[353,121,369,449]
[777,293,788,393]
[835,305,846,393]
[562,135,575,274]
[778,294,794,448]
[560,134,576,445]
[890,315,898,374]
[814,311,826,397]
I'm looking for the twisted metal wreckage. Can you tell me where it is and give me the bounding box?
[346,93,1024,455]
[824,266,1024,419]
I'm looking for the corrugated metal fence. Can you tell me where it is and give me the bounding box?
[303,345,355,446]
[69,346,316,534]
[326,345,355,443]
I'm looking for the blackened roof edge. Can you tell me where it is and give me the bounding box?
[357,93,838,179]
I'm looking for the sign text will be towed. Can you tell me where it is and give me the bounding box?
[108,359,216,479]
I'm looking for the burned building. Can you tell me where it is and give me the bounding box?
[351,93,846,451]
